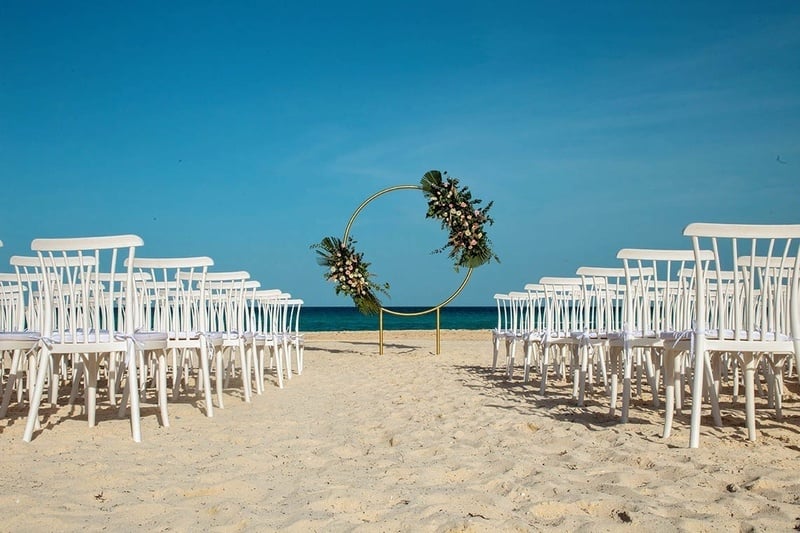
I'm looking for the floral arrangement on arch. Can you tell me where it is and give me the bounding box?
[311,236,389,316]
[420,170,498,269]
[313,170,498,315]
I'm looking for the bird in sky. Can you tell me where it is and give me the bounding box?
[776,155,788,164]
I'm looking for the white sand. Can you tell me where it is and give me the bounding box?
[2,330,800,531]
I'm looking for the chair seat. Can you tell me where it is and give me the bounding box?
[0,331,40,342]
[131,331,169,350]
[661,329,792,342]
[569,331,609,340]
[607,330,658,340]
[51,329,117,343]
[254,333,282,343]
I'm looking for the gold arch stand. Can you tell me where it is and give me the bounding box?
[343,185,473,354]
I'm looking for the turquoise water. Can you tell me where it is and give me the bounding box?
[301,306,495,331]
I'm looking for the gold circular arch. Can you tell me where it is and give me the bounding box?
[342,185,474,353]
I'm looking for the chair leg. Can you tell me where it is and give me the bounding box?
[199,339,214,417]
[491,334,500,370]
[539,345,549,395]
[743,353,758,442]
[577,346,588,407]
[689,347,706,449]
[523,342,532,383]
[295,340,304,375]
[158,350,169,428]
[621,347,633,424]
[257,344,266,391]
[662,349,677,439]
[772,356,785,421]
[85,355,98,427]
[125,345,142,442]
[608,347,619,418]
[214,347,225,410]
[69,358,84,407]
[273,342,284,389]
[172,348,183,400]
[597,346,609,394]
[23,348,53,442]
[49,354,62,407]
[239,339,251,402]
[0,349,23,417]
[643,349,659,408]
[704,353,722,428]
[506,340,516,378]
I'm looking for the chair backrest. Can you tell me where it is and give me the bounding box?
[0,273,26,332]
[683,223,800,340]
[9,256,51,336]
[523,283,547,333]
[538,277,583,334]
[507,291,534,335]
[575,267,626,334]
[493,293,511,332]
[617,248,714,335]
[31,235,144,340]
[128,257,214,334]
[285,298,304,337]
[250,290,290,337]
[737,256,795,335]
[205,271,251,335]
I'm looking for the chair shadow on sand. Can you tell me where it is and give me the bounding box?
[453,363,800,442]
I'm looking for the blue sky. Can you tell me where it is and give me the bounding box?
[2,1,799,307]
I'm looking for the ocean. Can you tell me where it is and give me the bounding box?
[300,306,495,331]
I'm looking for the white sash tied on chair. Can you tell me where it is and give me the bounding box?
[38,335,54,351]
[622,323,634,354]
[198,332,216,358]
[576,330,595,353]
[114,329,145,364]
[671,321,707,362]
[540,330,551,352]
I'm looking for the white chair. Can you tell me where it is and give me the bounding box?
[536,277,583,397]
[129,256,218,418]
[490,292,530,378]
[679,223,800,448]
[239,280,262,393]
[539,276,602,404]
[206,271,252,406]
[572,267,626,407]
[608,249,713,425]
[285,298,305,376]
[249,289,288,389]
[84,271,170,426]
[0,264,41,417]
[520,285,547,383]
[1,256,59,415]
[491,293,513,371]
[23,235,158,443]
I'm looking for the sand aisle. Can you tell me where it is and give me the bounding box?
[2,330,800,531]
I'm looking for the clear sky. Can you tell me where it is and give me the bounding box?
[2,1,799,307]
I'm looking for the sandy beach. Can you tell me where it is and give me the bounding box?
[2,329,800,531]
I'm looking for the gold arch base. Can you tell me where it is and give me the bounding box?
[343,185,473,354]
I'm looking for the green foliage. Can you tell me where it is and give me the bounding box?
[311,236,389,315]
[420,170,499,269]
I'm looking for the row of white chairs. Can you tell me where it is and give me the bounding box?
[492,223,800,448]
[0,235,305,443]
